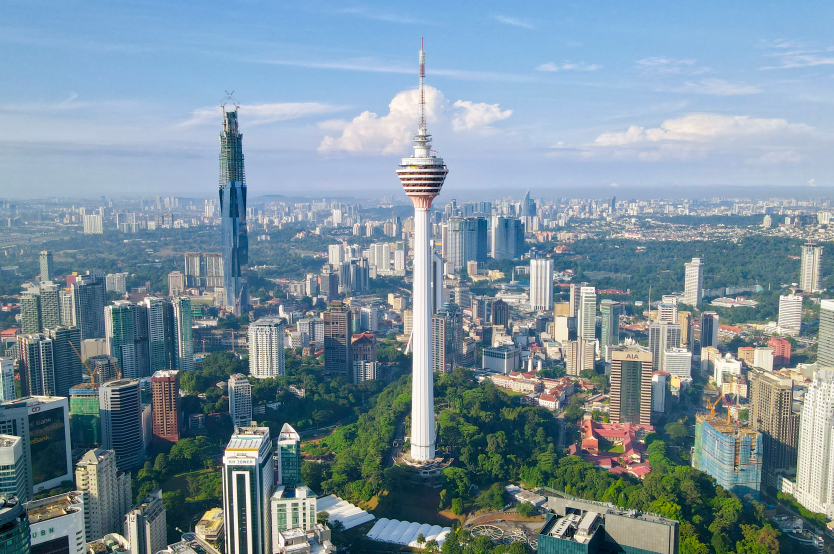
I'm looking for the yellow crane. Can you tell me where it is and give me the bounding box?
[709,394,724,419]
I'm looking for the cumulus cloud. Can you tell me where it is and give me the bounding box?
[179,102,342,127]
[318,86,512,154]
[594,113,811,146]
[318,86,445,154]
[674,79,762,96]
[451,100,512,131]
[535,61,601,72]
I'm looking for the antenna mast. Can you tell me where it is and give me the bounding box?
[419,37,426,133]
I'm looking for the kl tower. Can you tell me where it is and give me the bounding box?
[397,38,448,463]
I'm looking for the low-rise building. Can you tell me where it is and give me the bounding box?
[540,497,679,554]
[195,508,224,546]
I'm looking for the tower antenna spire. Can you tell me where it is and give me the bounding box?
[419,37,426,133]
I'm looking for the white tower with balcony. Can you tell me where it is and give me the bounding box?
[396,39,448,462]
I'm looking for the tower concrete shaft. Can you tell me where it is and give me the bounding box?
[396,40,448,462]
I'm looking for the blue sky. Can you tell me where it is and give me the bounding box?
[2,0,833,198]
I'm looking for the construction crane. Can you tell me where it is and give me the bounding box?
[68,340,97,384]
[709,394,724,419]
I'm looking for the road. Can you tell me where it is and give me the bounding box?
[386,414,406,467]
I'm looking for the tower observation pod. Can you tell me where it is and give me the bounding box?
[396,38,448,463]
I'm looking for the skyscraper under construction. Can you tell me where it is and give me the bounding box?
[219,106,249,315]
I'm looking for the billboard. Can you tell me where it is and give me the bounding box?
[29,406,70,491]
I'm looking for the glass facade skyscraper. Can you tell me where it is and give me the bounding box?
[219,108,249,315]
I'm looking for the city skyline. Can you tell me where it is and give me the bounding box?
[2,2,833,196]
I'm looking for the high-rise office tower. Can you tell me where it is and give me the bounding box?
[431,252,444,314]
[661,348,692,381]
[39,251,53,282]
[599,300,621,360]
[46,326,83,397]
[151,370,180,444]
[657,298,678,323]
[277,423,301,486]
[432,302,462,374]
[820,299,834,367]
[529,258,554,312]
[609,347,652,425]
[568,282,588,318]
[0,396,73,500]
[471,217,489,264]
[219,106,249,315]
[124,490,167,554]
[248,318,286,379]
[228,374,252,429]
[491,299,509,329]
[491,216,525,260]
[748,368,799,489]
[0,496,29,554]
[683,257,703,306]
[576,286,597,342]
[21,281,62,334]
[270,484,317,537]
[700,312,719,350]
[794,368,834,518]
[565,339,595,376]
[0,436,26,501]
[59,290,74,327]
[74,448,132,542]
[105,301,149,379]
[104,273,127,295]
[71,275,105,340]
[800,243,823,293]
[446,217,482,271]
[168,271,185,297]
[143,297,175,373]
[17,334,56,397]
[648,321,682,372]
[777,294,802,336]
[678,311,692,348]
[0,359,15,402]
[99,379,143,470]
[171,297,193,372]
[396,40,448,463]
[446,217,467,272]
[323,302,352,381]
[223,427,274,554]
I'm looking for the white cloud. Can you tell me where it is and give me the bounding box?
[762,48,834,69]
[536,61,601,72]
[451,100,512,131]
[674,78,762,96]
[318,86,445,155]
[179,102,343,127]
[594,113,811,146]
[635,57,710,75]
[494,15,534,29]
[318,86,513,154]
[746,150,804,165]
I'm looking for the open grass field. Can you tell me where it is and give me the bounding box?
[370,486,464,527]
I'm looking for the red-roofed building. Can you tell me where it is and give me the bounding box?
[575,415,654,479]
[538,394,559,411]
